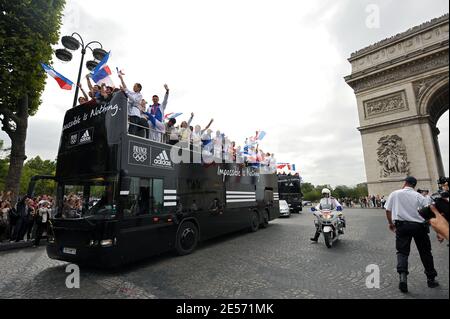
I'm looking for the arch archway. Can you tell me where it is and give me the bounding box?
[437,111,449,176]
[419,78,449,122]
[423,81,449,178]
[345,14,449,196]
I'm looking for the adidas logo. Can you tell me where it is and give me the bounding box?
[154,150,171,167]
[79,130,91,143]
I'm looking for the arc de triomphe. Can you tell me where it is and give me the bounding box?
[345,14,449,196]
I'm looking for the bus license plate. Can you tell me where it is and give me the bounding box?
[63,247,77,255]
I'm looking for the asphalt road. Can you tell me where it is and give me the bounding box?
[0,208,448,299]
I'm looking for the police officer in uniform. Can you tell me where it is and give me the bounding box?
[310,188,344,242]
[384,176,439,293]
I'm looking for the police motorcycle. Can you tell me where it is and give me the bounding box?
[310,205,345,248]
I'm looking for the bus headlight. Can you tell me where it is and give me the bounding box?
[100,239,113,247]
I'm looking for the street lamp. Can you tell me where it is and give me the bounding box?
[56,32,107,107]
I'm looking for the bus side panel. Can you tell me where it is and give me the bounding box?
[177,162,232,240]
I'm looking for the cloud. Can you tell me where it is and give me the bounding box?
[1,0,448,188]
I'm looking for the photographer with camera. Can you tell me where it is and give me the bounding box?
[418,177,449,241]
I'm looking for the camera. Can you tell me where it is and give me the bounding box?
[437,176,449,199]
[419,177,449,222]
[418,206,435,222]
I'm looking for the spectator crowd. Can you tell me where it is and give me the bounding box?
[357,195,387,209]
[338,191,433,209]
[0,191,54,247]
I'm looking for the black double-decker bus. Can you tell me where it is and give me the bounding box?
[277,175,303,213]
[30,92,279,267]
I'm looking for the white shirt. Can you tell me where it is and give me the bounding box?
[125,88,142,117]
[384,187,429,223]
[315,197,342,210]
[192,131,202,145]
[168,126,180,141]
[424,195,433,206]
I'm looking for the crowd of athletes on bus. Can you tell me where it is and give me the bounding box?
[76,73,277,170]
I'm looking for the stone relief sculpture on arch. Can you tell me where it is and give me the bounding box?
[377,135,411,178]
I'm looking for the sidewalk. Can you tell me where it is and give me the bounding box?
[0,240,45,252]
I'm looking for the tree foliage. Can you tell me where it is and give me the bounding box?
[0,0,66,201]
[0,0,66,114]
[302,182,368,202]
[0,153,57,196]
[19,156,56,195]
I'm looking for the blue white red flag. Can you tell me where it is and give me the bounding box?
[92,65,112,84]
[93,51,110,74]
[40,63,73,90]
[91,51,114,86]
[277,163,292,170]
[256,131,266,141]
[164,112,183,119]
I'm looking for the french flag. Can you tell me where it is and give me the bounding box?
[92,51,110,74]
[92,65,112,84]
[256,131,266,141]
[91,51,113,86]
[276,163,291,170]
[164,112,183,120]
[40,63,73,90]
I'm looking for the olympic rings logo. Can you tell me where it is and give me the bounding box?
[133,152,147,162]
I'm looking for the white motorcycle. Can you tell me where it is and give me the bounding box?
[310,206,345,248]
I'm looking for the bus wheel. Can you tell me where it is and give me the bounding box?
[249,211,260,232]
[261,210,269,228]
[175,221,198,255]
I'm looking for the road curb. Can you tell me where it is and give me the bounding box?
[0,241,34,252]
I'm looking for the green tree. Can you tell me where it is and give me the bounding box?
[19,156,56,195]
[314,184,333,193]
[354,183,369,198]
[334,185,350,199]
[0,0,66,202]
[303,189,321,202]
[301,182,315,194]
[300,182,369,203]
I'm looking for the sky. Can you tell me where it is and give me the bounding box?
[1,0,449,187]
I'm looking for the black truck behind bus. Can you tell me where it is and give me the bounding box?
[277,175,303,213]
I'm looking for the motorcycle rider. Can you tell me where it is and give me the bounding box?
[310,188,345,242]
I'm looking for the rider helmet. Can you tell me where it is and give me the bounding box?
[322,188,331,197]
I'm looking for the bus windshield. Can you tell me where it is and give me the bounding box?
[57,177,117,219]
[278,180,300,194]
